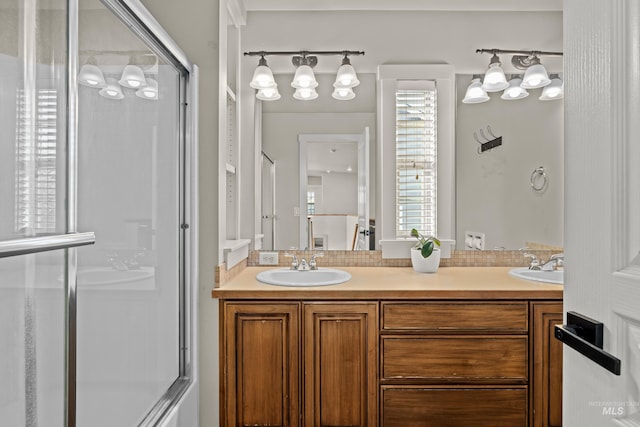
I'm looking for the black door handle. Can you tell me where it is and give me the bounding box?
[554,311,621,375]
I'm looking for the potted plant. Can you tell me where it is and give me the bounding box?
[410,228,441,273]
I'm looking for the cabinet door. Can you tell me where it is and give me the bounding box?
[531,302,563,427]
[303,303,378,427]
[223,303,300,427]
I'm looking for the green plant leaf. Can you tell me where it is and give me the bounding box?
[421,240,434,258]
[410,228,420,239]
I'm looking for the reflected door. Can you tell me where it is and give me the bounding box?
[261,152,276,250]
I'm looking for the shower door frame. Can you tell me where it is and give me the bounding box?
[0,1,198,426]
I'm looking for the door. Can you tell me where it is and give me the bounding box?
[564,1,640,425]
[261,152,276,250]
[356,127,370,250]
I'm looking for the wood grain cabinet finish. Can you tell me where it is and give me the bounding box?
[222,303,300,427]
[303,303,378,427]
[531,302,563,427]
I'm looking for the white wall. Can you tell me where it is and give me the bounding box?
[317,172,358,214]
[455,75,564,250]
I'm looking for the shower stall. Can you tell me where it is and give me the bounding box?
[0,1,198,426]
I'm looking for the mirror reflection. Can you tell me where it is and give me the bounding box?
[239,6,564,252]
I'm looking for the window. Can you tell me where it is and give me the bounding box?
[307,191,316,215]
[395,88,436,237]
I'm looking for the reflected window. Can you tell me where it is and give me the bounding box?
[14,88,58,234]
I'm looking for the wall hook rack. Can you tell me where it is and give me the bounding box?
[474,125,502,153]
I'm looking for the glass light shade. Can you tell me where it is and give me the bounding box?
[539,76,564,100]
[521,63,551,89]
[462,78,490,104]
[332,87,355,100]
[256,86,281,101]
[78,64,106,88]
[250,64,276,89]
[500,77,529,100]
[334,63,360,88]
[482,63,509,92]
[119,64,147,88]
[291,65,318,89]
[135,78,158,100]
[99,78,124,100]
[293,87,318,101]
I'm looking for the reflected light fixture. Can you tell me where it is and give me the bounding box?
[481,53,509,92]
[245,50,364,101]
[99,78,124,100]
[462,75,490,104]
[119,61,147,89]
[136,78,158,100]
[78,56,106,88]
[539,74,564,100]
[501,75,529,100]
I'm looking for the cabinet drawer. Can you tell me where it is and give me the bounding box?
[382,336,528,382]
[382,302,528,332]
[381,386,527,427]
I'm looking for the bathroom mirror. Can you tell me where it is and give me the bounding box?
[234,4,564,252]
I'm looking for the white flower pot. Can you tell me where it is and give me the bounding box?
[410,247,441,273]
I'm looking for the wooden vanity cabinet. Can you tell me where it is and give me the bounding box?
[221,301,378,427]
[530,302,563,427]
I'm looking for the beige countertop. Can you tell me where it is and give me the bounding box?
[212,266,563,300]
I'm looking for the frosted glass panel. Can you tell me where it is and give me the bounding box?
[76,1,181,425]
[0,251,66,427]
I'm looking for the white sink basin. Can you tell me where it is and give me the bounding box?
[256,268,351,287]
[509,267,564,285]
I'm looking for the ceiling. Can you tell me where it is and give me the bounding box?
[243,0,562,12]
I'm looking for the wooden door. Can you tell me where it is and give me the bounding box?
[223,302,300,427]
[531,302,563,427]
[303,302,378,427]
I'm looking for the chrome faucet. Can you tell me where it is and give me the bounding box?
[298,258,310,271]
[284,252,299,270]
[309,252,324,270]
[540,253,564,271]
[523,253,541,270]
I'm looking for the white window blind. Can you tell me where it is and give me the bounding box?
[395,85,437,237]
[14,88,58,234]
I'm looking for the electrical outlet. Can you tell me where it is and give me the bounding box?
[259,252,279,265]
[464,231,485,250]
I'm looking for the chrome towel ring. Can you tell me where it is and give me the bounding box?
[530,166,547,191]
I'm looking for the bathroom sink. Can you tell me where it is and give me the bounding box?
[509,267,563,285]
[256,268,351,287]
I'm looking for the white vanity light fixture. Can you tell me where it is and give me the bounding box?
[99,78,124,100]
[500,75,529,100]
[481,53,509,92]
[462,75,490,104]
[78,56,106,88]
[249,55,277,90]
[539,74,564,100]
[245,50,364,101]
[135,77,158,100]
[520,56,551,89]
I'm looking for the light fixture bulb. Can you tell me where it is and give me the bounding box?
[331,86,355,100]
[293,87,318,100]
[119,64,147,89]
[482,54,509,92]
[99,78,124,100]
[334,56,360,89]
[291,64,318,89]
[78,59,106,88]
[256,86,281,101]
[462,76,490,104]
[136,78,158,100]
[250,56,277,89]
[539,74,564,100]
[521,58,551,89]
[500,76,529,100]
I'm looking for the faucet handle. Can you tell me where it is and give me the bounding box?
[523,253,541,270]
[309,252,324,270]
[284,253,299,270]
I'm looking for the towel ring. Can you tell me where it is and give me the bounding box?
[530,166,547,192]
